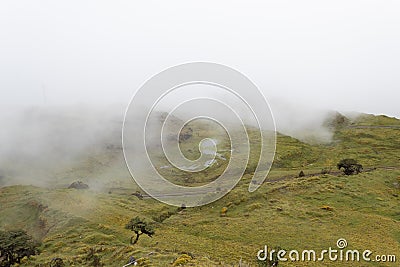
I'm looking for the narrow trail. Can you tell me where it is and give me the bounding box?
[131,166,399,200]
[346,125,400,129]
[265,166,400,183]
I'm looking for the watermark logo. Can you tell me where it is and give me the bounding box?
[122,62,276,207]
[336,238,347,249]
[257,238,397,263]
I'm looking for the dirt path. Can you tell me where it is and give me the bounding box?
[264,166,399,183]
[346,125,400,129]
[132,166,399,200]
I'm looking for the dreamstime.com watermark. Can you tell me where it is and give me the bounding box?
[257,238,397,264]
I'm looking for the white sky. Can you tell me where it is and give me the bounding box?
[0,0,399,117]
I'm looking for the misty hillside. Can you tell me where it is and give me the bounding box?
[0,106,187,188]
[2,1,400,266]
[1,107,398,187]
[0,109,399,266]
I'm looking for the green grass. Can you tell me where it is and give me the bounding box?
[0,113,399,266]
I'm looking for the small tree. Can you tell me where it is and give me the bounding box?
[337,159,363,175]
[0,230,40,267]
[125,217,155,245]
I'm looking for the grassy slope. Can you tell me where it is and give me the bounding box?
[0,114,399,266]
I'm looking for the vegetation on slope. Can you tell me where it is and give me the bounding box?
[0,113,399,266]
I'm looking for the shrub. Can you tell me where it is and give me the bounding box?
[337,159,363,175]
[0,230,41,267]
